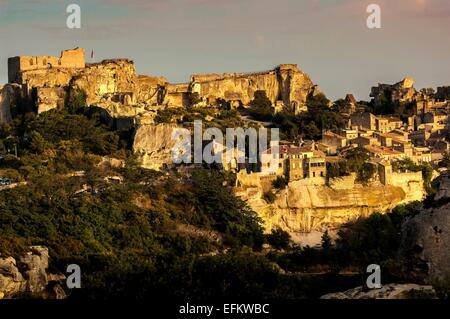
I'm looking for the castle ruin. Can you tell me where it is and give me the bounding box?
[1,48,321,123]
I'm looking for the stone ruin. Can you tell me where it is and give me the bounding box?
[0,48,321,125]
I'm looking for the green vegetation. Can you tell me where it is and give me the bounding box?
[263,190,276,203]
[2,103,360,299]
[154,106,247,132]
[326,147,376,183]
[266,227,291,250]
[272,93,346,140]
[247,90,274,122]
[270,201,421,278]
[1,93,445,299]
[272,176,289,189]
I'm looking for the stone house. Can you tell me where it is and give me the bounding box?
[260,144,326,180]
[321,131,347,154]
[409,130,431,147]
[364,145,404,161]
[351,136,379,148]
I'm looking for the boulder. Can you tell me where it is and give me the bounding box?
[398,203,450,283]
[0,246,66,299]
[321,284,437,299]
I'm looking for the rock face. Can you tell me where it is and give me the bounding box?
[132,124,179,171]
[321,284,436,299]
[191,64,320,112]
[236,175,426,245]
[399,202,450,284]
[434,171,450,200]
[0,246,66,299]
[240,183,405,232]
[0,84,19,124]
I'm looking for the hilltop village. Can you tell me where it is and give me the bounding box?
[1,48,450,300]
[1,48,450,240]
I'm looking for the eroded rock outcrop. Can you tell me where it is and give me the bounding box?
[132,124,179,171]
[0,246,66,299]
[191,64,320,112]
[399,175,450,284]
[236,174,426,245]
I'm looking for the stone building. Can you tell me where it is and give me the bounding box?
[260,144,326,180]
[8,48,85,84]
[351,112,403,133]
[304,157,326,178]
[321,131,347,154]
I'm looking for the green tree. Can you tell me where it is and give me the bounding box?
[66,88,87,113]
[267,227,290,250]
[272,176,288,189]
[321,230,332,252]
[307,93,330,110]
[248,90,273,121]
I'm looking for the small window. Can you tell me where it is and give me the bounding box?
[29,59,34,66]
[43,59,47,65]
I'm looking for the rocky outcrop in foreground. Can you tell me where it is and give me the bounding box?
[399,204,450,284]
[0,246,66,299]
[321,284,436,299]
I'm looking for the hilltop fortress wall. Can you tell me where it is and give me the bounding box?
[1,48,320,123]
[8,48,85,84]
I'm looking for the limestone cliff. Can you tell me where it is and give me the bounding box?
[191,64,320,112]
[399,174,450,284]
[399,203,450,284]
[236,175,426,245]
[132,124,179,171]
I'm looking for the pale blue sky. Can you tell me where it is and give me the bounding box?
[1,0,449,100]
